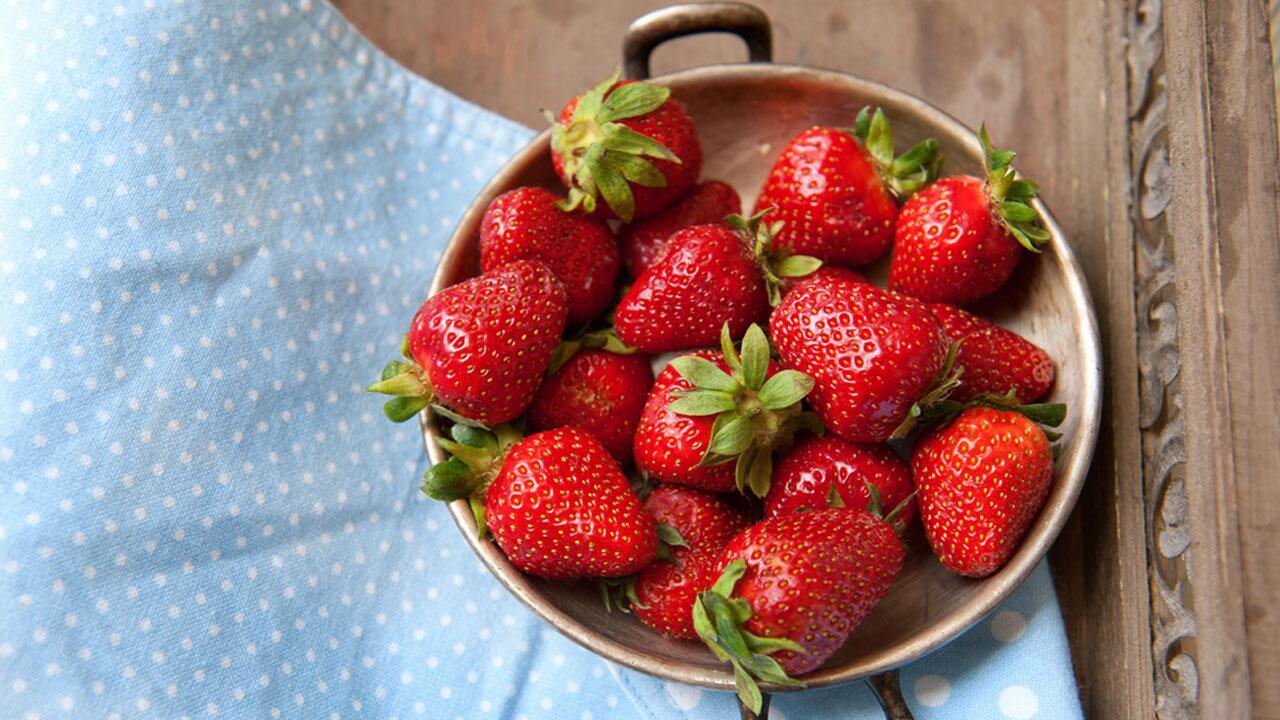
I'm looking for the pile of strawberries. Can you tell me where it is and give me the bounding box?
[371,71,1066,710]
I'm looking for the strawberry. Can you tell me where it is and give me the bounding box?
[479,186,620,326]
[770,267,949,442]
[928,303,1055,402]
[754,107,939,267]
[629,486,752,639]
[551,70,702,222]
[619,179,741,277]
[615,213,820,354]
[528,349,654,466]
[765,435,915,525]
[694,507,905,711]
[368,260,566,426]
[484,427,657,579]
[633,325,820,495]
[913,405,1058,577]
[890,125,1050,304]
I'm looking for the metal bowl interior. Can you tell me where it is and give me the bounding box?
[423,63,1102,693]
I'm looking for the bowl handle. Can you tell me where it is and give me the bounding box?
[622,2,773,80]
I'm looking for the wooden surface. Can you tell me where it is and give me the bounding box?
[332,1,1280,717]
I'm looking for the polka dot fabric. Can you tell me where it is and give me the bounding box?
[0,1,1082,718]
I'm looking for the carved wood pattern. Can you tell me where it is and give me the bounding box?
[1126,0,1197,716]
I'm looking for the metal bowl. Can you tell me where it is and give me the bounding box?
[422,3,1102,717]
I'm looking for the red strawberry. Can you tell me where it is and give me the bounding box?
[890,125,1050,304]
[551,71,702,222]
[694,508,905,710]
[619,180,741,277]
[631,486,752,639]
[485,427,657,579]
[480,187,620,326]
[616,213,820,354]
[754,108,939,267]
[913,406,1055,577]
[928,303,1055,402]
[528,349,654,466]
[765,435,915,525]
[633,325,820,495]
[770,267,948,442]
[369,260,566,426]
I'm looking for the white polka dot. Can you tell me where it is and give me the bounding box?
[664,682,702,710]
[991,611,1028,643]
[914,674,951,707]
[999,685,1039,718]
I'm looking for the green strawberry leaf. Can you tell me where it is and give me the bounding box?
[667,389,738,416]
[670,355,739,393]
[600,123,680,163]
[382,395,429,423]
[421,458,476,501]
[707,414,752,457]
[756,370,814,410]
[603,150,668,189]
[720,324,743,375]
[733,661,764,714]
[774,254,823,278]
[1015,402,1068,427]
[599,81,671,122]
[656,522,689,550]
[739,324,771,390]
[469,496,487,538]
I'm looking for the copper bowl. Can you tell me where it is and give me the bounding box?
[421,3,1102,717]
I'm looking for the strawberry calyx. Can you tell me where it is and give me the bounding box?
[598,523,688,613]
[422,420,523,537]
[824,479,914,537]
[668,324,823,497]
[692,559,806,713]
[551,69,681,223]
[726,210,822,306]
[545,326,637,375]
[851,106,941,199]
[899,386,1068,441]
[367,335,438,422]
[978,123,1051,253]
[890,340,965,440]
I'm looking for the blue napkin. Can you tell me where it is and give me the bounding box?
[0,2,1083,718]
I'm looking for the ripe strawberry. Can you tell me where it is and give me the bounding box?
[890,125,1050,304]
[928,303,1055,402]
[913,406,1055,577]
[633,325,820,495]
[615,213,820,354]
[619,180,741,277]
[770,267,949,442]
[368,260,566,426]
[551,70,702,222]
[528,349,654,466]
[630,486,751,639]
[694,508,905,711]
[754,107,939,267]
[485,427,657,579]
[480,186,620,326]
[765,435,915,525]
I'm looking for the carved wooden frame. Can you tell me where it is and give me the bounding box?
[1059,0,1280,716]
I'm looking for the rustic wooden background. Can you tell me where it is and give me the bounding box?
[332,1,1280,718]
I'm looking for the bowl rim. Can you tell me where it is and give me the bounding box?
[421,61,1103,692]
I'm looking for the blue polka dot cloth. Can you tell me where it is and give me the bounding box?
[0,1,1084,718]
